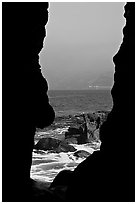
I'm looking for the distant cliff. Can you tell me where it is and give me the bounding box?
[89,71,114,89]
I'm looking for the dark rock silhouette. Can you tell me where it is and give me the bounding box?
[2,2,59,201]
[66,126,82,135]
[50,170,73,189]
[77,121,88,144]
[65,126,85,144]
[96,116,101,129]
[49,170,74,201]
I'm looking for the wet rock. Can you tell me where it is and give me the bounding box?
[65,127,82,136]
[87,113,97,122]
[88,123,97,132]
[56,141,76,153]
[74,150,91,159]
[34,138,61,151]
[34,138,76,153]
[87,129,100,143]
[65,124,87,144]
[93,129,100,141]
[65,137,78,144]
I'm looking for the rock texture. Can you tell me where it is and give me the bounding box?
[64,112,105,144]
[56,141,76,153]
[73,150,91,159]
[34,138,60,151]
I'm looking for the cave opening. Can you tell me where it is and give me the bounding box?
[31,2,126,186]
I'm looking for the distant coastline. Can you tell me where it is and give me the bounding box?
[48,87,112,91]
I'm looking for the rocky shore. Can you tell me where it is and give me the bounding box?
[34,110,109,156]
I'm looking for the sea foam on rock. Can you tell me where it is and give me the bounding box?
[74,150,91,159]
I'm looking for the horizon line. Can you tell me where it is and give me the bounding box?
[48,88,112,91]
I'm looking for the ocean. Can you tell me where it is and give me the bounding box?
[31,89,113,184]
[48,89,113,116]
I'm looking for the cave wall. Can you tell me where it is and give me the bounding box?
[2,2,55,201]
[100,2,135,200]
[100,3,134,158]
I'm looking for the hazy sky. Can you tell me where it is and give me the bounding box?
[40,2,125,90]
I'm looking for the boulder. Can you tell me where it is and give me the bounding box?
[34,138,76,153]
[65,127,82,136]
[56,141,76,153]
[65,137,78,144]
[34,138,61,151]
[73,150,91,159]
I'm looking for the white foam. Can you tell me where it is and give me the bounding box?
[71,142,100,153]
[31,141,101,183]
[36,126,69,137]
[31,174,53,183]
[31,162,78,183]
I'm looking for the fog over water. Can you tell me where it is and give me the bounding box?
[40,2,126,90]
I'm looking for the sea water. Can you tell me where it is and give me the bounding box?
[31,89,113,184]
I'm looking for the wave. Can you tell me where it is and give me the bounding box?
[31,142,101,183]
